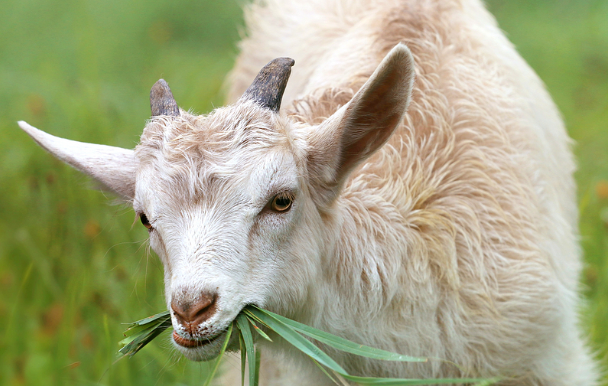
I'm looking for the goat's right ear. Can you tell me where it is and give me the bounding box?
[18,121,137,200]
[307,44,416,206]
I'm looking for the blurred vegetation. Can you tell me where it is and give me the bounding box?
[0,0,606,385]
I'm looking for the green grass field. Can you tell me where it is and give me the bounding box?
[1,0,607,385]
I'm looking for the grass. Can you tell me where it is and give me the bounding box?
[118,307,497,386]
[0,0,607,385]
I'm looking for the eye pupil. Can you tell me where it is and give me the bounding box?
[271,194,293,212]
[140,214,153,229]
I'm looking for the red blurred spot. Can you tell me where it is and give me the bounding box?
[27,94,47,117]
[67,361,81,369]
[41,303,64,337]
[148,20,173,46]
[596,180,608,199]
[84,220,101,239]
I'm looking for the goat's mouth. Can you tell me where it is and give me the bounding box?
[171,306,255,361]
[172,330,224,349]
[171,324,236,362]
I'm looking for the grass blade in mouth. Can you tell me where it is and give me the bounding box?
[118,311,172,358]
[248,307,426,363]
[254,348,262,386]
[246,316,273,342]
[202,324,233,386]
[245,308,348,374]
[236,313,259,386]
[245,307,497,385]
[117,307,499,385]
[239,330,247,386]
[339,374,500,385]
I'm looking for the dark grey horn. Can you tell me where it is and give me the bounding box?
[240,57,295,112]
[150,79,180,117]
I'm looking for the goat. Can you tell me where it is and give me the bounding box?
[19,0,598,384]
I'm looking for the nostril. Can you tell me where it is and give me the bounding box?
[193,293,216,320]
[171,292,218,327]
[171,302,188,325]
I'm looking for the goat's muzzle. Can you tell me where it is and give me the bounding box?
[171,292,218,337]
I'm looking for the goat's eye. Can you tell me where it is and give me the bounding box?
[270,193,293,212]
[140,213,153,230]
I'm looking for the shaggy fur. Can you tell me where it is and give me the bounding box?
[224,0,597,384]
[19,0,598,385]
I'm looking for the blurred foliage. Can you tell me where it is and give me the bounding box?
[0,0,244,384]
[0,0,606,385]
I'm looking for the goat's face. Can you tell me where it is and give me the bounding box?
[134,103,321,360]
[18,44,415,361]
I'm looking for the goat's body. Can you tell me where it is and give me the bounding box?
[18,0,598,384]
[225,0,597,384]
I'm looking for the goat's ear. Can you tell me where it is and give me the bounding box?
[18,121,138,200]
[307,44,415,204]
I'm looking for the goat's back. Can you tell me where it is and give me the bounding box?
[227,0,597,384]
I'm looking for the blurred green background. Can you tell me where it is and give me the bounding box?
[0,0,606,385]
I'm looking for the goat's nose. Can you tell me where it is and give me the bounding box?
[171,292,218,330]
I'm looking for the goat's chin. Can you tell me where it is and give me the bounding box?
[173,330,235,362]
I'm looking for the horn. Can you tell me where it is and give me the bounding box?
[240,57,295,112]
[150,79,180,117]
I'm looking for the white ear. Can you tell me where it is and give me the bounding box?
[19,121,138,200]
[307,44,416,203]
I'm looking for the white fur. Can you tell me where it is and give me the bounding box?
[18,121,137,199]
[19,0,598,385]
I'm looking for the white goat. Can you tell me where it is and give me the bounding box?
[20,0,598,384]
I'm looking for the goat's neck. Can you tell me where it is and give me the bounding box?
[306,193,402,338]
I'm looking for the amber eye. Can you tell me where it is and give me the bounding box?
[271,193,293,212]
[140,213,153,230]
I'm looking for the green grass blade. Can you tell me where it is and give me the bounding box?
[311,359,343,386]
[246,308,348,374]
[120,311,172,339]
[472,378,501,386]
[252,324,273,341]
[251,307,426,363]
[202,324,233,386]
[247,308,495,386]
[122,311,171,327]
[247,316,272,342]
[253,348,261,386]
[117,317,172,357]
[342,374,493,385]
[244,310,270,329]
[237,313,257,386]
[239,329,246,386]
[116,307,498,386]
[247,316,258,327]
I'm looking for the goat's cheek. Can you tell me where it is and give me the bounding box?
[149,232,172,271]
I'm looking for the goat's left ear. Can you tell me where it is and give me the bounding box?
[18,121,137,200]
[307,44,416,204]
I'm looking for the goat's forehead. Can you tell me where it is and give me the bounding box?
[136,102,293,161]
[133,102,305,210]
[134,148,299,215]
[135,126,301,208]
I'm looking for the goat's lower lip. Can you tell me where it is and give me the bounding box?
[172,331,222,348]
